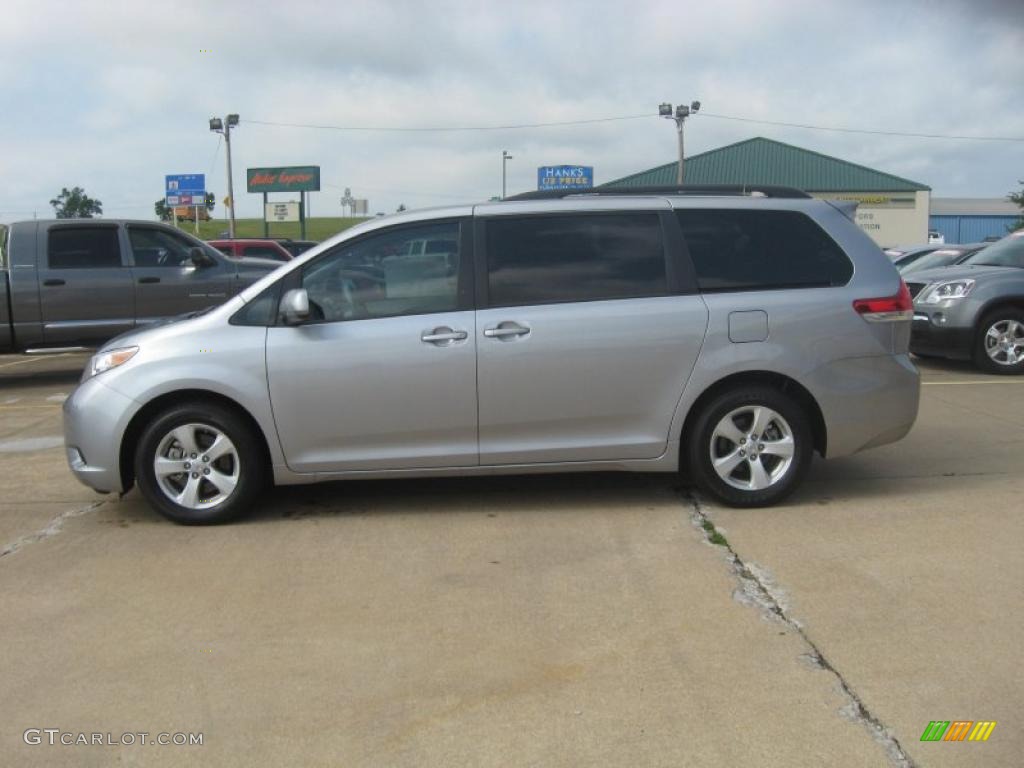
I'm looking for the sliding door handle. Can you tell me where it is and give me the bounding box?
[484,323,530,339]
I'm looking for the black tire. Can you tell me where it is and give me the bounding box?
[687,386,813,508]
[134,402,267,524]
[973,309,1024,375]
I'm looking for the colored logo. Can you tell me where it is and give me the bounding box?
[920,721,996,742]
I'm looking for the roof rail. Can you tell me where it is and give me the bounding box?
[505,184,812,201]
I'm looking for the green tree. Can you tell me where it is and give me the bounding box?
[1009,180,1024,231]
[154,198,171,222]
[49,186,103,218]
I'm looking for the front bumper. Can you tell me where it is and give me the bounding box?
[63,376,140,494]
[910,312,973,360]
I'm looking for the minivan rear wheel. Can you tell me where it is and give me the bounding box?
[134,402,266,524]
[687,386,812,508]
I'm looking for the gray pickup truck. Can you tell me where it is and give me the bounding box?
[1,219,281,353]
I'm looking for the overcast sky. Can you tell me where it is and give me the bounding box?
[1,0,1022,223]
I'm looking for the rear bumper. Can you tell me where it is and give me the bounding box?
[63,376,140,494]
[910,313,973,360]
[808,353,920,458]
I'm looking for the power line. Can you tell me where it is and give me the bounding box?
[695,111,1024,142]
[208,134,223,175]
[245,114,654,132]
[246,111,1024,142]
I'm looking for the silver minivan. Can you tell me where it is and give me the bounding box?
[63,187,920,523]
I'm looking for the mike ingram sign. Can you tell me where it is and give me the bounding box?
[537,165,594,191]
[246,166,321,193]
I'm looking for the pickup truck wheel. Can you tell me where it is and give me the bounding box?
[134,403,265,524]
[687,386,812,508]
[974,310,1024,375]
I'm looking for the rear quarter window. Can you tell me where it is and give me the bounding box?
[676,209,852,292]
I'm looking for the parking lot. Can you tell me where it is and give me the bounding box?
[0,352,1020,767]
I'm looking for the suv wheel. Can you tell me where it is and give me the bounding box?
[687,386,812,508]
[974,310,1024,375]
[135,403,266,524]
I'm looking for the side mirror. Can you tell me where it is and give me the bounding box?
[189,246,216,268]
[280,288,310,325]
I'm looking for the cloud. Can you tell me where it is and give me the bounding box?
[1,0,1022,222]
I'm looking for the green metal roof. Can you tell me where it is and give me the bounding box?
[603,137,930,192]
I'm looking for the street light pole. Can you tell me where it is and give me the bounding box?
[502,150,513,199]
[659,101,700,184]
[209,114,240,239]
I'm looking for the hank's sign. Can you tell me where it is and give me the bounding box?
[246,166,321,193]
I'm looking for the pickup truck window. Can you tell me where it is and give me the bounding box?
[128,227,199,267]
[48,227,122,269]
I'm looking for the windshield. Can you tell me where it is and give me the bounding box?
[961,232,1024,268]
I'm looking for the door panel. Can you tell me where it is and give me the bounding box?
[477,297,708,464]
[126,226,229,323]
[39,225,135,345]
[267,312,477,472]
[266,218,477,473]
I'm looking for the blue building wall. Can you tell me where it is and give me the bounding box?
[929,215,1019,243]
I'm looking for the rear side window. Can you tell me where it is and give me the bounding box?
[676,210,852,292]
[47,227,122,269]
[485,213,667,307]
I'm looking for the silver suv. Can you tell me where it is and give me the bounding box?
[63,186,920,523]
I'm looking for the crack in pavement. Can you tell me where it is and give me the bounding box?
[0,500,106,560]
[681,490,916,768]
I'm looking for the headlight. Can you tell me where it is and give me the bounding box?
[918,279,975,305]
[85,346,139,380]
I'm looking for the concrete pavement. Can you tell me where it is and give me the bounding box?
[0,353,1019,766]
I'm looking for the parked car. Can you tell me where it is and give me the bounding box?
[897,243,988,275]
[908,230,1024,373]
[209,238,294,262]
[274,238,319,258]
[884,244,942,266]
[0,220,281,353]
[927,230,945,245]
[63,185,919,523]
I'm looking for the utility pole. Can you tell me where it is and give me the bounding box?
[659,101,700,184]
[502,150,513,199]
[209,114,240,238]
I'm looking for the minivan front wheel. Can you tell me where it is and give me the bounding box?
[687,386,812,507]
[135,403,266,524]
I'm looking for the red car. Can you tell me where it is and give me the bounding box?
[207,239,293,262]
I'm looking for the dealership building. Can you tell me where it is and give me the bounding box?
[928,198,1020,243]
[604,137,932,246]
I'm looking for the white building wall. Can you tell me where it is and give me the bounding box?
[811,190,930,246]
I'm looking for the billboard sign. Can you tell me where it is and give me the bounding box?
[265,202,300,222]
[165,173,206,206]
[537,165,593,191]
[247,166,321,193]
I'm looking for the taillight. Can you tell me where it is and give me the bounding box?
[853,281,913,322]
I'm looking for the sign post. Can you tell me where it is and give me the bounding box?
[165,174,206,233]
[247,166,321,241]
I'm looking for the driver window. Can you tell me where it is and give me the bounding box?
[129,227,197,267]
[302,222,460,323]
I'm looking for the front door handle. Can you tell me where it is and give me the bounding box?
[138,276,161,284]
[484,323,530,339]
[43,278,65,287]
[421,327,468,345]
